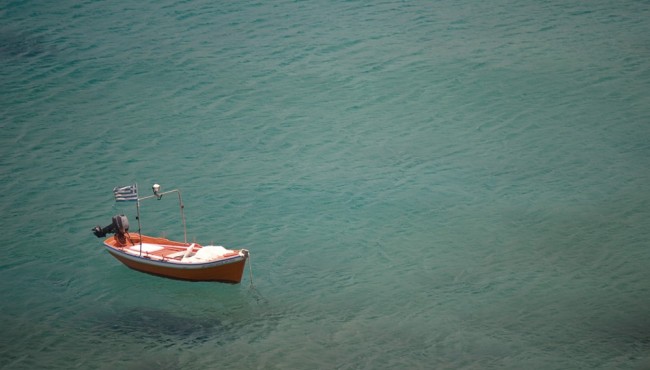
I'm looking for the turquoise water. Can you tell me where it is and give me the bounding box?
[1,0,650,368]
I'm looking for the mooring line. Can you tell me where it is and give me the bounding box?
[245,251,267,303]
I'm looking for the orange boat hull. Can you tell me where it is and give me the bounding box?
[103,234,248,283]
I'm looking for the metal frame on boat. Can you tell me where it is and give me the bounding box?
[92,184,249,283]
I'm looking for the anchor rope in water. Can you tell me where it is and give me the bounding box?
[244,250,266,303]
[247,250,254,288]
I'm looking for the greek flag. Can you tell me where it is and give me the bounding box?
[113,184,138,202]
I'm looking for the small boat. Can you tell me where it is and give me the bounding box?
[92,184,249,283]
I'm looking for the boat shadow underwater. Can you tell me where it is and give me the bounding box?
[95,306,239,345]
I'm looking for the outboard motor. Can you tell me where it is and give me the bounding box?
[92,215,130,242]
[112,214,129,235]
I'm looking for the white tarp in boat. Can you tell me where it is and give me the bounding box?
[182,246,229,262]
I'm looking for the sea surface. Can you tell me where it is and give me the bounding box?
[1,0,649,369]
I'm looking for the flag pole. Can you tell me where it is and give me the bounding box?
[176,189,187,244]
[135,183,143,255]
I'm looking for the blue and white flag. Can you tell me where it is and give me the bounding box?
[113,184,138,202]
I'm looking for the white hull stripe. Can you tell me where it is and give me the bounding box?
[105,246,245,270]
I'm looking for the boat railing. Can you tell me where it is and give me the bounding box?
[135,185,188,245]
